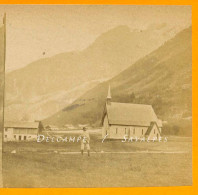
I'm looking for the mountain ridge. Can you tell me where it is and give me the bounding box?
[43,26,192,136]
[5,24,188,122]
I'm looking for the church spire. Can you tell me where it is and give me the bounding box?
[107,85,111,105]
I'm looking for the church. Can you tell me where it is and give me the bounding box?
[101,86,162,139]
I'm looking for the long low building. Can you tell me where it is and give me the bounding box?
[4,121,42,142]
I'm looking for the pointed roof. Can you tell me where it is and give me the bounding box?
[107,85,111,99]
[145,122,160,136]
[105,102,162,127]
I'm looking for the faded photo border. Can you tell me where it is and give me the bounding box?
[0,0,197,194]
[0,13,5,188]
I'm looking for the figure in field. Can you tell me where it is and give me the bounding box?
[81,127,90,156]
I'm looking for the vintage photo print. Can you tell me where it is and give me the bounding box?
[0,5,192,187]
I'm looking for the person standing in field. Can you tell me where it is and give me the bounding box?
[81,127,90,156]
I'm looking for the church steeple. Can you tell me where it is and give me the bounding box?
[106,85,111,105]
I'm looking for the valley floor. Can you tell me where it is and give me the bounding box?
[2,132,192,188]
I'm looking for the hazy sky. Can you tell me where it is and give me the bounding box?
[0,5,191,72]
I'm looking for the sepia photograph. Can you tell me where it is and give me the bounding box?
[0,5,192,188]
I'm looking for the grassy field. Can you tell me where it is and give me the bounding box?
[2,132,192,188]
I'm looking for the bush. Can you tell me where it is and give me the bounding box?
[162,119,192,136]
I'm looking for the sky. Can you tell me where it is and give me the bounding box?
[0,5,192,72]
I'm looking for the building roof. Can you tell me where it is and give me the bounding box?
[4,121,39,129]
[105,102,162,127]
[145,121,160,136]
[45,125,57,128]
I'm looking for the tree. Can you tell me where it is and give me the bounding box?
[172,125,180,135]
[130,92,135,102]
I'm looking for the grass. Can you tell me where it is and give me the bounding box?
[2,132,192,188]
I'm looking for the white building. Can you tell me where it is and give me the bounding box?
[4,121,40,142]
[63,124,76,130]
[45,125,59,131]
[101,86,162,139]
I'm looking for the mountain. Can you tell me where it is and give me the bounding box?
[44,27,192,135]
[5,24,186,121]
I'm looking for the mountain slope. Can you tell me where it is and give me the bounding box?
[5,24,182,121]
[44,27,192,133]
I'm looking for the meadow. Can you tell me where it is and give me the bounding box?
[2,131,192,188]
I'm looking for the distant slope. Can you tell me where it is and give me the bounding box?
[44,27,192,135]
[5,24,183,121]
